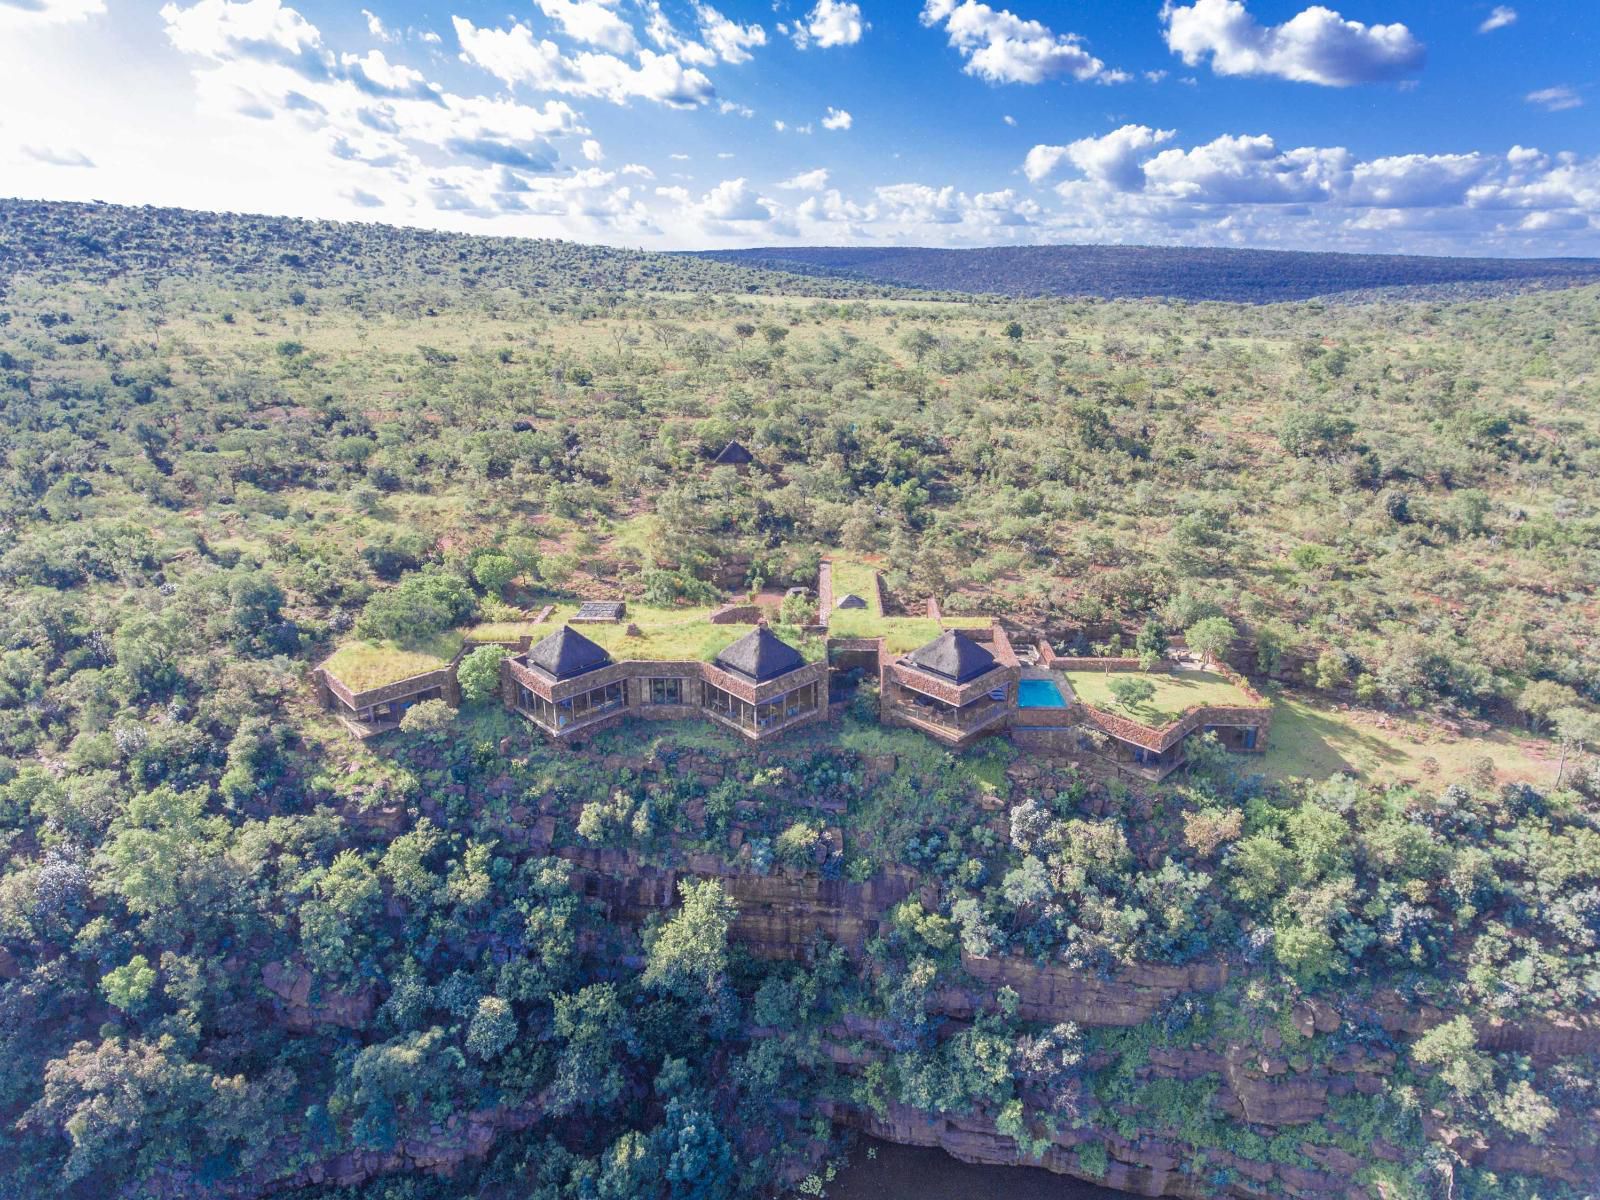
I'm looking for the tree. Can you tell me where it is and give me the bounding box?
[1516,680,1580,731]
[465,996,517,1060]
[1553,706,1600,786]
[399,698,455,735]
[471,553,517,596]
[1107,675,1155,713]
[1411,1015,1494,1099]
[1134,618,1168,668]
[101,955,157,1012]
[1002,321,1023,341]
[356,571,474,644]
[642,879,736,1004]
[456,645,508,705]
[899,328,937,364]
[1185,616,1236,666]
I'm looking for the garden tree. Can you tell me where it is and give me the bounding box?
[779,589,817,626]
[1184,616,1236,666]
[1134,618,1168,668]
[456,644,509,704]
[643,879,737,1006]
[1107,675,1155,713]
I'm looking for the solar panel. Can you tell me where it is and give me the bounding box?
[573,600,626,622]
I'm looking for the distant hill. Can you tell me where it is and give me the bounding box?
[0,199,892,299]
[687,244,1600,304]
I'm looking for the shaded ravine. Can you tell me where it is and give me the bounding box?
[830,1138,1134,1200]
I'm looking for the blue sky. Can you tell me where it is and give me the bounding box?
[1,0,1595,254]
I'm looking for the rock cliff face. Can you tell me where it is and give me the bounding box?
[233,831,1594,1200]
[538,848,1597,1198]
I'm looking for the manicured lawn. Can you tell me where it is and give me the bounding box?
[321,630,464,691]
[1062,668,1259,726]
[1260,693,1562,787]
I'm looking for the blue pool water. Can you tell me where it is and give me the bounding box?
[1018,678,1068,708]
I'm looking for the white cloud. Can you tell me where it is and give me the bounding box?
[1162,0,1425,87]
[361,9,395,42]
[821,106,852,131]
[533,0,637,55]
[1062,124,1177,188]
[453,17,715,108]
[0,0,102,30]
[718,100,753,117]
[1346,153,1491,207]
[1002,114,1016,125]
[621,162,654,178]
[23,144,96,167]
[792,0,865,50]
[778,167,830,190]
[1526,86,1582,112]
[919,0,1127,86]
[581,138,604,162]
[876,182,964,224]
[1478,6,1516,33]
[698,176,771,220]
[694,3,765,63]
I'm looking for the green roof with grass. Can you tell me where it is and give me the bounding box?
[322,629,465,693]
[548,604,826,666]
[826,556,991,652]
[1063,668,1262,727]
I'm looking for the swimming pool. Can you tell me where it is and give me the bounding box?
[1017,679,1068,708]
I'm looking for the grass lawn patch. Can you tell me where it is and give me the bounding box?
[321,629,464,692]
[1260,693,1562,788]
[1063,668,1258,726]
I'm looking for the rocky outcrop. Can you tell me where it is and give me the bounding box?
[261,961,374,1032]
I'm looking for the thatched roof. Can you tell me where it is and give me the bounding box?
[906,629,995,684]
[528,625,611,680]
[712,440,753,465]
[714,626,805,682]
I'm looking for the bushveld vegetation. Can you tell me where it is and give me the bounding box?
[0,201,1598,1200]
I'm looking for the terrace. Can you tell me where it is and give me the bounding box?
[1062,668,1260,727]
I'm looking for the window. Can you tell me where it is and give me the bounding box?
[647,677,686,706]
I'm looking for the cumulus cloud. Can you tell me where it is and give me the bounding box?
[453,16,714,108]
[778,167,830,190]
[1162,0,1424,86]
[1526,86,1582,112]
[532,0,636,55]
[361,8,394,42]
[919,0,1127,86]
[792,0,865,50]
[1478,6,1516,33]
[0,0,102,29]
[1025,125,1176,186]
[821,106,852,131]
[698,177,772,220]
[154,0,673,230]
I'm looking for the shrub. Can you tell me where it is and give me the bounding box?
[457,645,508,705]
[399,699,455,735]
